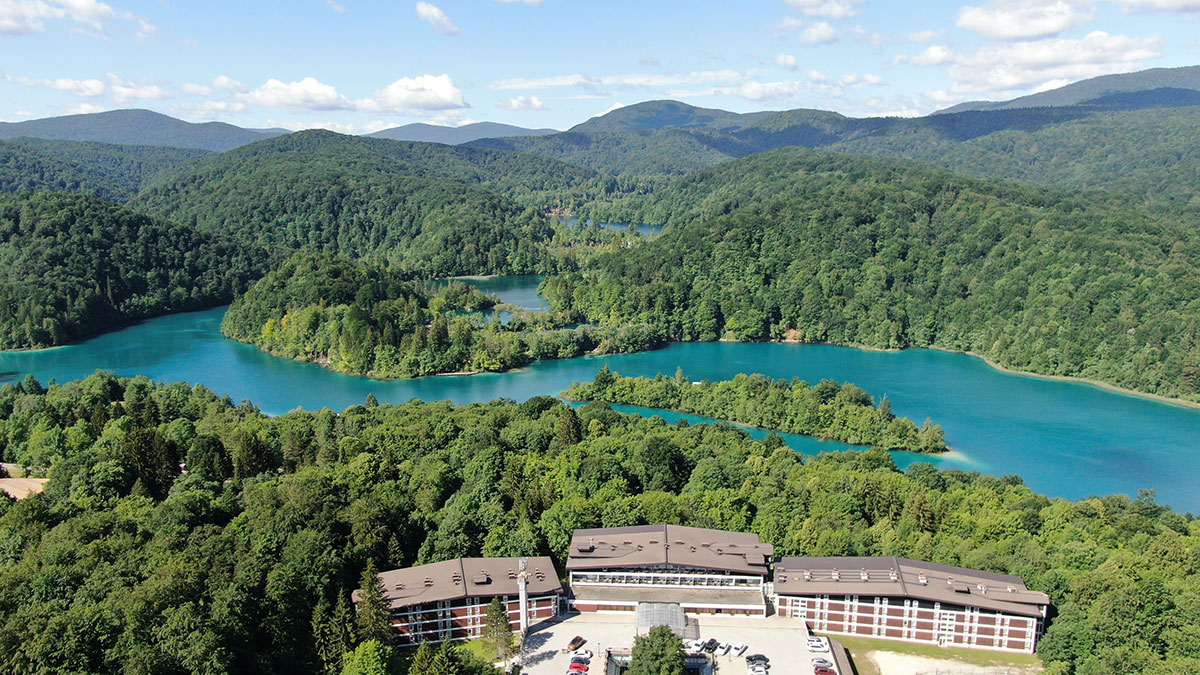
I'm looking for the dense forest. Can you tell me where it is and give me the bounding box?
[0,372,1194,673]
[563,369,947,453]
[546,148,1200,401]
[131,131,616,278]
[0,192,266,349]
[0,138,208,203]
[221,252,666,379]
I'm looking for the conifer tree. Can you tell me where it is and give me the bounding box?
[409,641,435,675]
[482,596,515,663]
[356,560,392,645]
[557,405,582,446]
[429,641,459,675]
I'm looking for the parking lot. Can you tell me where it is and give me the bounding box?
[519,613,848,675]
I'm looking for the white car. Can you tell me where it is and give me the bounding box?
[732,642,748,656]
[572,649,593,659]
[718,641,731,655]
[749,667,769,675]
[807,637,830,652]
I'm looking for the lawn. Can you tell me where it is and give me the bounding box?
[827,635,1043,675]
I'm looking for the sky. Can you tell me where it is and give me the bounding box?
[1,0,1199,133]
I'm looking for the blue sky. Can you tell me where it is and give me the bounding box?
[2,0,1199,132]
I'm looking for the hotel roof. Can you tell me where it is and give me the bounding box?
[774,556,1050,618]
[351,557,563,610]
[566,524,774,577]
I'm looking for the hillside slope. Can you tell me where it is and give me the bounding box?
[0,192,266,348]
[556,148,1200,400]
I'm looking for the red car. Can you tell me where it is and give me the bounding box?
[813,667,836,675]
[568,664,588,673]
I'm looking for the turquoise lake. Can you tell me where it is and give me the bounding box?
[3,285,1199,512]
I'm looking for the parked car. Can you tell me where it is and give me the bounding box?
[811,657,834,668]
[572,649,593,660]
[570,656,590,665]
[813,667,836,675]
[702,638,719,653]
[732,643,748,656]
[718,642,732,655]
[807,637,830,653]
[749,667,769,675]
[746,653,769,664]
[687,639,705,652]
[568,663,588,673]
[567,636,587,651]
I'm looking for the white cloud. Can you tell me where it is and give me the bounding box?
[212,75,245,92]
[801,21,837,44]
[912,44,955,65]
[957,0,1095,40]
[357,73,467,113]
[783,0,863,19]
[65,102,105,114]
[596,101,626,117]
[181,82,211,95]
[942,30,1163,96]
[238,77,353,110]
[776,53,798,70]
[107,73,168,103]
[186,99,247,118]
[489,69,748,91]
[6,73,105,96]
[415,1,459,35]
[736,79,807,101]
[809,69,829,81]
[497,95,545,110]
[326,0,346,12]
[0,0,154,38]
[773,16,805,39]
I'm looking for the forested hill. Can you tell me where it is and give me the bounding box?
[474,101,1200,205]
[547,148,1200,401]
[0,372,1194,673]
[0,192,266,349]
[132,131,599,278]
[0,138,209,203]
[0,108,283,151]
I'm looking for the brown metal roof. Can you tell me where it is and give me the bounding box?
[565,525,774,576]
[774,556,1049,618]
[351,557,563,609]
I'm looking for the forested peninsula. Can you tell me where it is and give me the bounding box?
[563,369,947,453]
[0,372,1193,673]
[220,252,667,378]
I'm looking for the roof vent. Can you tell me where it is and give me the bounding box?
[1007,586,1016,593]
[917,573,928,586]
[507,569,517,579]
[472,573,490,585]
[623,540,633,545]
[860,569,869,581]
[575,543,595,553]
[831,569,840,581]
[889,569,898,582]
[648,539,659,544]
[779,574,788,583]
[394,583,405,590]
[803,570,812,581]
[690,546,696,553]
[636,544,644,551]
[674,540,685,545]
[701,543,711,548]
[424,577,434,588]
[534,568,546,581]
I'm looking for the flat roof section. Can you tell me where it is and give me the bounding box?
[775,556,1049,618]
[567,524,774,577]
[352,556,563,609]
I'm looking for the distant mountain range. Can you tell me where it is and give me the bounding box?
[935,65,1200,113]
[366,121,556,144]
[0,109,287,152]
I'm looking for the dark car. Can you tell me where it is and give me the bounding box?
[702,638,719,653]
[746,654,770,664]
[570,657,590,665]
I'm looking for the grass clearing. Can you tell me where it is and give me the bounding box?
[827,634,1042,675]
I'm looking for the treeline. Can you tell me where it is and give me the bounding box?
[0,192,267,349]
[0,372,1194,673]
[563,368,947,453]
[549,148,1200,402]
[221,252,666,378]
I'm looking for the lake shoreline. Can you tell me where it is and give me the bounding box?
[777,337,1200,412]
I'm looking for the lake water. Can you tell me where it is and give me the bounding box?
[3,304,1199,512]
